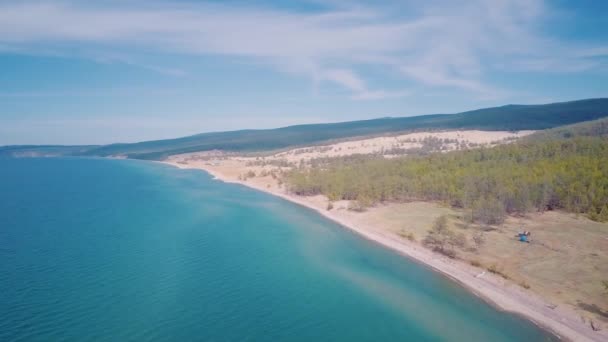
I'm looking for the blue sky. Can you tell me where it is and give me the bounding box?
[1,0,607,145]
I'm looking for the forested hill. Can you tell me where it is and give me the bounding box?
[78,98,608,159]
[2,98,608,160]
[286,117,608,222]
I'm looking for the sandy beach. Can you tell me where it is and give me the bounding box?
[163,158,607,342]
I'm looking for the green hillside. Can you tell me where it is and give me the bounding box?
[84,98,608,159]
[2,98,608,160]
[286,117,608,222]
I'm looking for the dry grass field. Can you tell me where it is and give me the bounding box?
[350,202,608,323]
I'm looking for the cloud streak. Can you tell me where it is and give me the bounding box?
[0,0,605,100]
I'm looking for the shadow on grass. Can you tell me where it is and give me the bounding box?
[577,301,608,319]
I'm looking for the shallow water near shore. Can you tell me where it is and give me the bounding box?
[0,157,557,341]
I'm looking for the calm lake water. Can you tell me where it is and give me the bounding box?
[0,157,556,341]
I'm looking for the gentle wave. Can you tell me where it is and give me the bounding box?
[0,158,556,341]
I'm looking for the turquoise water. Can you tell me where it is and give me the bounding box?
[0,157,556,341]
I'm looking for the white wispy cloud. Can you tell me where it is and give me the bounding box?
[0,0,605,100]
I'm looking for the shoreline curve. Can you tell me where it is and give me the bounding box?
[162,160,607,342]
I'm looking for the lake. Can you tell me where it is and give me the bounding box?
[0,157,556,341]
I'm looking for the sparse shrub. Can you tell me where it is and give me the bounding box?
[596,206,608,222]
[435,246,456,259]
[405,232,415,242]
[423,215,463,258]
[348,201,366,212]
[434,215,448,231]
[471,232,485,252]
[590,319,602,331]
[487,264,509,279]
[245,170,256,178]
[519,281,531,289]
[326,202,334,211]
[356,195,374,208]
[472,198,506,225]
[453,232,467,249]
[470,260,482,267]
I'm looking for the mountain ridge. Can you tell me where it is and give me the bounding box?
[2,98,608,160]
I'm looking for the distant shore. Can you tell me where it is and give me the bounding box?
[163,160,606,342]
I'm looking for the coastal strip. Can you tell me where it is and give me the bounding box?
[163,160,607,342]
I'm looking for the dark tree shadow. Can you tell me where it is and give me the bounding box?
[480,225,498,232]
[577,301,608,319]
[453,222,469,230]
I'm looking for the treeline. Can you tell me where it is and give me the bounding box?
[285,130,608,223]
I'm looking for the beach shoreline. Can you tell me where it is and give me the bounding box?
[162,160,606,342]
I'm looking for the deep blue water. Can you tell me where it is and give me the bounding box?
[0,157,556,341]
